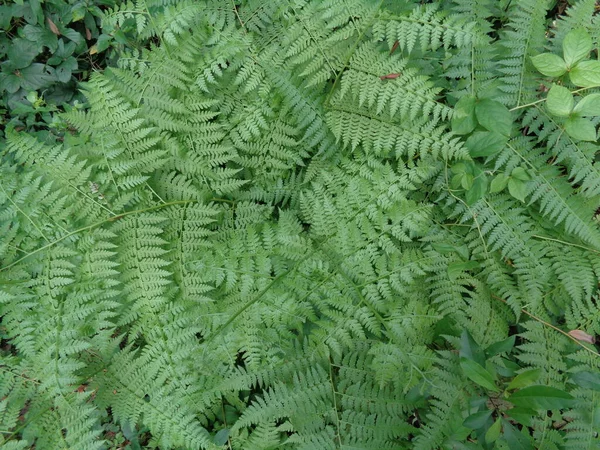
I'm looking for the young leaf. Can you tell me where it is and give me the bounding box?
[507,369,541,390]
[452,95,477,135]
[475,99,512,136]
[531,53,568,77]
[485,418,502,444]
[573,93,600,116]
[570,60,600,87]
[508,386,575,410]
[546,84,573,117]
[508,178,527,203]
[563,28,592,67]
[490,173,509,193]
[465,131,507,158]
[460,358,499,392]
[565,116,597,141]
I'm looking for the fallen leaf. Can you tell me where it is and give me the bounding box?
[47,17,60,36]
[89,45,98,55]
[568,329,596,344]
[85,27,92,40]
[390,40,399,55]
[380,73,401,80]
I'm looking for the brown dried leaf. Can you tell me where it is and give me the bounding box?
[568,329,596,344]
[390,40,399,55]
[379,73,401,80]
[85,27,92,40]
[47,17,60,36]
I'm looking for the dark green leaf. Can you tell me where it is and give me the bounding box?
[465,131,507,158]
[531,53,567,77]
[505,407,536,427]
[19,64,54,90]
[22,24,58,52]
[448,261,480,280]
[563,28,592,67]
[1,73,21,93]
[460,330,485,366]
[214,429,230,446]
[460,358,499,392]
[508,385,575,410]
[501,420,534,449]
[465,173,487,205]
[546,84,573,117]
[463,410,493,430]
[570,60,600,87]
[452,95,477,135]
[475,99,512,136]
[7,38,40,69]
[570,371,600,391]
[485,336,515,357]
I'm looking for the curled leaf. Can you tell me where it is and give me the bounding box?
[568,329,596,344]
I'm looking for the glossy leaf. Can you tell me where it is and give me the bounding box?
[508,385,575,410]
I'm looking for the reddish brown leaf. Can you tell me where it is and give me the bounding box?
[85,27,92,40]
[379,73,401,80]
[390,40,400,55]
[568,329,596,344]
[47,17,60,36]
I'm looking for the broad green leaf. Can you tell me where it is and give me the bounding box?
[463,410,493,430]
[565,116,597,141]
[20,64,54,91]
[502,420,535,450]
[573,93,600,116]
[461,173,474,190]
[460,358,499,392]
[7,38,39,69]
[570,371,600,391]
[531,53,567,77]
[507,369,540,390]
[505,407,536,427]
[460,330,485,366]
[475,99,512,136]
[485,336,515,357]
[1,73,21,93]
[511,167,531,181]
[563,28,592,67]
[452,95,477,135]
[508,178,527,203]
[490,173,509,193]
[546,84,573,117]
[485,418,502,444]
[508,385,575,410]
[570,60,600,87]
[465,173,487,205]
[214,429,230,446]
[465,131,507,158]
[22,24,58,52]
